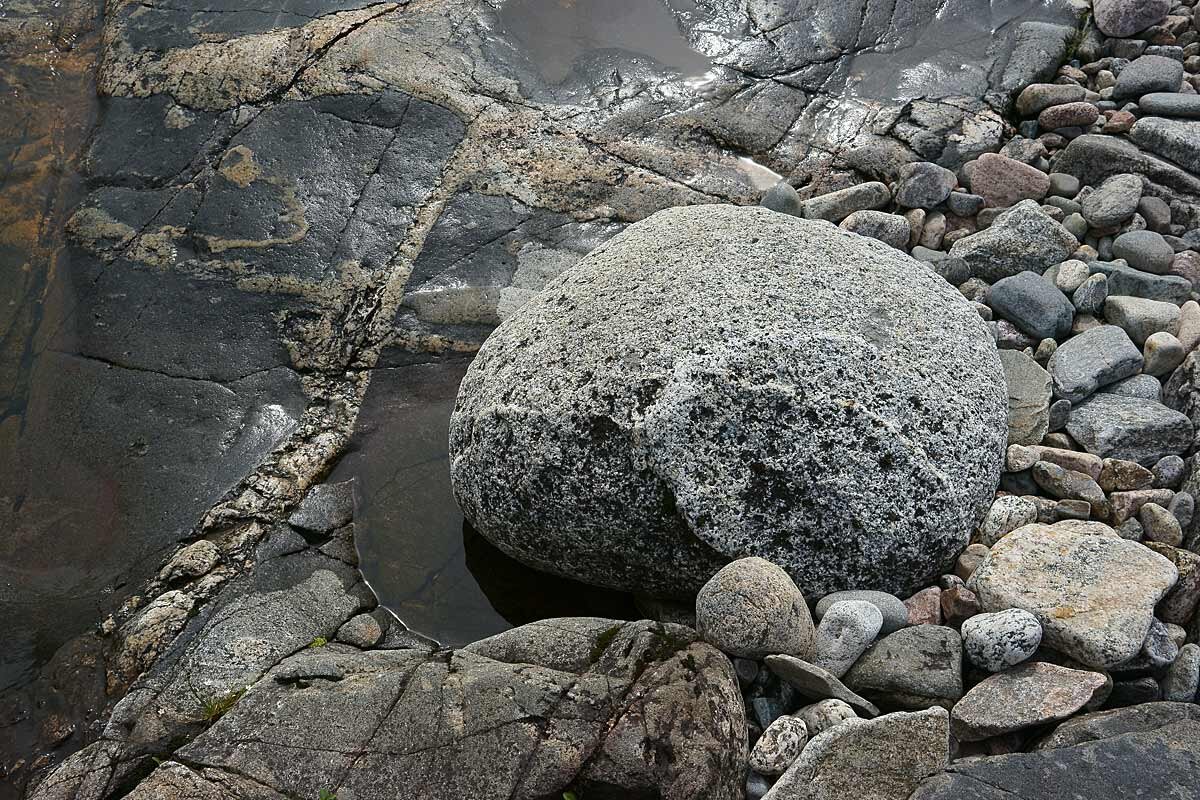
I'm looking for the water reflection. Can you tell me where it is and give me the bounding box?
[496,0,710,84]
[337,355,636,647]
[847,0,1077,101]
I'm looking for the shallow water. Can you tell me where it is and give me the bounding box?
[847,0,1077,101]
[497,0,710,84]
[332,357,638,646]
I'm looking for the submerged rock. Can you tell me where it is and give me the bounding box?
[450,205,1007,597]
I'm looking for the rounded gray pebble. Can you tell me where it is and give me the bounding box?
[813,600,884,678]
[1153,455,1186,489]
[815,590,909,634]
[696,557,815,659]
[1113,230,1175,274]
[761,181,802,216]
[796,699,857,737]
[960,608,1043,672]
[748,716,809,776]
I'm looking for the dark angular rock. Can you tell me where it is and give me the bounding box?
[1047,324,1143,403]
[910,720,1200,799]
[1068,393,1194,466]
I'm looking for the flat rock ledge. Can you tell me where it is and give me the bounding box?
[30,618,747,800]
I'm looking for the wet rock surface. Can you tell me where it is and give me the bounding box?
[17,1,1200,799]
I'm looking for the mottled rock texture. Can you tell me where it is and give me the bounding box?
[450,205,1007,597]
[34,619,746,800]
[969,525,1178,668]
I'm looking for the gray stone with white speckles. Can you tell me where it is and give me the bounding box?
[749,716,809,776]
[961,609,1042,672]
[796,699,858,737]
[979,495,1039,546]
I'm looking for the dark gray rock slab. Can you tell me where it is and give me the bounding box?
[1088,260,1192,302]
[1067,393,1194,466]
[1046,324,1143,404]
[1139,92,1200,118]
[910,720,1200,800]
[288,481,355,535]
[1131,116,1200,174]
[1036,701,1200,749]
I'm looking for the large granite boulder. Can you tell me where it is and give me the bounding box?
[72,619,746,800]
[449,205,1008,598]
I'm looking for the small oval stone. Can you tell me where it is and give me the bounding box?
[795,699,857,737]
[748,716,809,776]
[960,609,1043,672]
[814,601,885,678]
